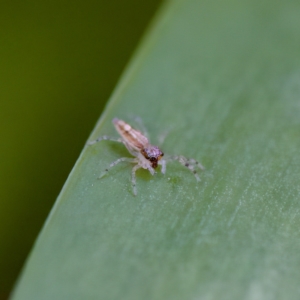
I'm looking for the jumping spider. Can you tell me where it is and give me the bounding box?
[87,118,204,195]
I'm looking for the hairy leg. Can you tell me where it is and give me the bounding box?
[167,155,203,181]
[98,157,137,178]
[86,136,123,146]
[131,164,142,196]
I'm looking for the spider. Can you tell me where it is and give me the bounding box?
[87,118,204,195]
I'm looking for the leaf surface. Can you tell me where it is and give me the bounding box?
[12,0,300,299]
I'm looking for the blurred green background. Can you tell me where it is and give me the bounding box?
[0,0,161,298]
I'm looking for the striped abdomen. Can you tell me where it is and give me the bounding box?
[113,118,149,151]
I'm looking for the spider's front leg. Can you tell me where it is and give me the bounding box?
[167,155,204,181]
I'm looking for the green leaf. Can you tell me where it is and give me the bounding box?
[12,0,300,299]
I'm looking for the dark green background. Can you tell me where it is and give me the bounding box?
[0,1,161,298]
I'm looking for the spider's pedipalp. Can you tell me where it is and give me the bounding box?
[147,165,155,175]
[159,159,166,174]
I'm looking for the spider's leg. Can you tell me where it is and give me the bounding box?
[185,158,205,170]
[98,157,137,178]
[131,164,142,196]
[167,155,203,182]
[86,136,123,146]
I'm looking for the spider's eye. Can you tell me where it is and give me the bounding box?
[149,157,156,162]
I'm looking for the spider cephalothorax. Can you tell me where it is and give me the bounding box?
[141,146,164,168]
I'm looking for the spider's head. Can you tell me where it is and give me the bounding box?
[141,146,164,168]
